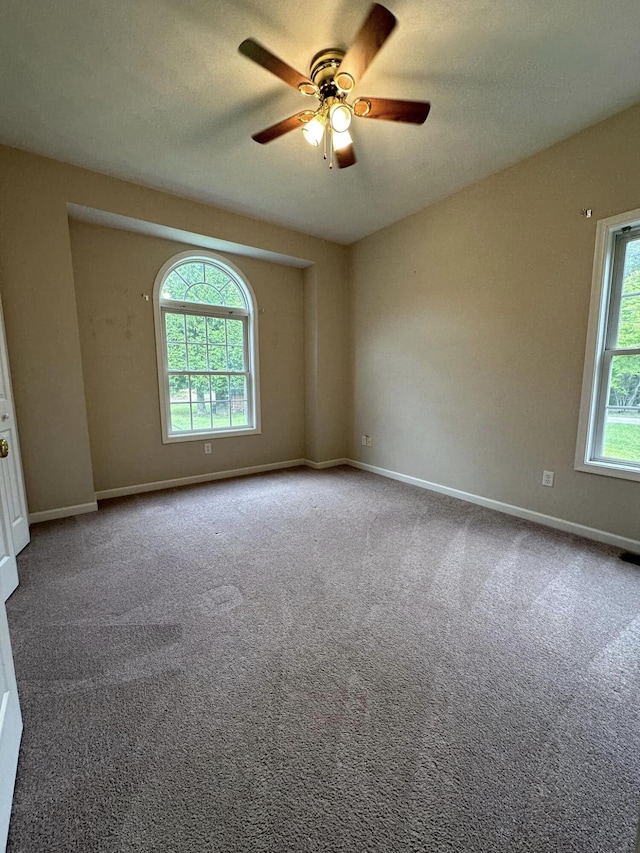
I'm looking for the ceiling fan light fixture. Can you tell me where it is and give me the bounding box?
[335,71,355,93]
[240,4,430,169]
[332,129,353,151]
[302,114,326,147]
[329,102,352,133]
[352,98,372,117]
[298,81,319,97]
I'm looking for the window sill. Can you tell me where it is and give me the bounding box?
[162,426,261,444]
[575,459,640,483]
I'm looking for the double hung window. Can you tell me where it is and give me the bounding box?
[153,252,260,443]
[576,211,640,479]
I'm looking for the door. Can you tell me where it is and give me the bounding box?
[0,295,27,849]
[0,464,21,850]
[0,297,28,558]
[0,587,21,852]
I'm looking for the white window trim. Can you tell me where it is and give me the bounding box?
[153,250,261,444]
[575,207,640,482]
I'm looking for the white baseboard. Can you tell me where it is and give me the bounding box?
[28,457,640,554]
[347,459,640,554]
[28,501,98,524]
[94,459,307,501]
[304,458,349,470]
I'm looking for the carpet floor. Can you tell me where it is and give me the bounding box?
[5,466,640,852]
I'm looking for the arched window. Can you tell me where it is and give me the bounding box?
[153,251,260,442]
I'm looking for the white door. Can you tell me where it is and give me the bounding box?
[0,459,22,848]
[0,295,27,850]
[0,589,21,852]
[0,297,28,558]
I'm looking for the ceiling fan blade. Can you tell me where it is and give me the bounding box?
[335,4,397,91]
[335,142,357,169]
[252,111,312,145]
[238,39,316,94]
[354,97,431,124]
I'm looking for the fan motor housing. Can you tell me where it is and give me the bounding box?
[309,48,345,90]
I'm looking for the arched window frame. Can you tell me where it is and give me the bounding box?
[153,250,261,443]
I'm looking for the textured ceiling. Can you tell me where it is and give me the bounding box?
[1,0,640,244]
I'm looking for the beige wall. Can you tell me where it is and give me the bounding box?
[349,102,640,541]
[70,222,305,492]
[0,147,348,514]
[1,101,639,540]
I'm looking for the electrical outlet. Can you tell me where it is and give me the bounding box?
[361,435,367,446]
[204,442,212,455]
[366,436,373,447]
[542,470,554,487]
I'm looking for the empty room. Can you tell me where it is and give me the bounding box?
[0,1,639,851]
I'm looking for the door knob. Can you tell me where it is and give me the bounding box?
[0,438,9,458]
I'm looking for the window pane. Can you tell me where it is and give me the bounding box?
[185,315,206,342]
[187,344,207,370]
[602,354,640,461]
[213,401,231,428]
[189,375,211,403]
[162,271,188,301]
[219,282,246,308]
[177,263,205,286]
[170,403,191,432]
[622,238,640,294]
[208,345,227,371]
[613,238,640,349]
[230,376,248,427]
[205,264,232,288]
[167,344,187,370]
[602,417,640,462]
[191,403,212,431]
[164,313,185,342]
[226,319,243,345]
[230,375,246,395]
[617,295,640,348]
[206,316,225,344]
[227,346,244,371]
[213,377,230,427]
[213,375,229,400]
[168,374,189,402]
[231,401,248,427]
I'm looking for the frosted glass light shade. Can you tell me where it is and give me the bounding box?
[332,129,352,151]
[302,116,325,147]
[330,103,352,133]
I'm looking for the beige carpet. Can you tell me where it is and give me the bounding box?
[6,466,640,851]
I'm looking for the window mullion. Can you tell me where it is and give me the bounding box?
[167,370,247,376]
[160,301,248,319]
[604,346,640,357]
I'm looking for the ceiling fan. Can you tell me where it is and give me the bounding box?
[238,3,431,169]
